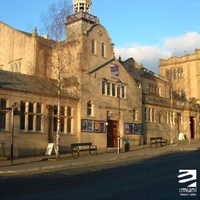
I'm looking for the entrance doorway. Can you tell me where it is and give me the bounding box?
[190,117,195,139]
[107,120,118,148]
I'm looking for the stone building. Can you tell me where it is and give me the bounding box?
[160,50,200,140]
[65,0,143,149]
[0,0,143,157]
[0,22,55,77]
[0,70,78,157]
[0,0,199,157]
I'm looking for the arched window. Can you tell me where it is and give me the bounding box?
[92,40,96,54]
[101,43,106,57]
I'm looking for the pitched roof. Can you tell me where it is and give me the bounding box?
[0,70,77,99]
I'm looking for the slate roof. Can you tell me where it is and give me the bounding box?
[0,70,77,99]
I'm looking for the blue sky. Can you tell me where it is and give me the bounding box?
[1,0,200,72]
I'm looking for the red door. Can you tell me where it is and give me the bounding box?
[107,120,118,148]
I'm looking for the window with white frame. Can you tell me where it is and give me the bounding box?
[53,106,73,134]
[87,101,93,116]
[101,80,126,99]
[20,101,42,132]
[53,106,64,133]
[148,108,156,123]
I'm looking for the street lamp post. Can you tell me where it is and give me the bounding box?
[170,88,174,145]
[10,102,18,165]
[10,104,15,165]
[117,79,122,154]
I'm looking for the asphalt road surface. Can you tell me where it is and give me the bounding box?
[0,150,199,200]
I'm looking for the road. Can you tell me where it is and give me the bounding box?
[0,150,199,200]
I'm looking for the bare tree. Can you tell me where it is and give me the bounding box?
[41,0,72,42]
[40,0,77,159]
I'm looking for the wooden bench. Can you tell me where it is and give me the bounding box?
[71,142,97,158]
[150,137,167,148]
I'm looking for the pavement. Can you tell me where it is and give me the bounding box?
[0,139,199,176]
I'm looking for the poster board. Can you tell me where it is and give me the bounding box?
[45,143,56,156]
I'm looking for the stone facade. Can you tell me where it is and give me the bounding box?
[160,49,200,140]
[160,49,200,103]
[0,71,78,157]
[0,0,199,157]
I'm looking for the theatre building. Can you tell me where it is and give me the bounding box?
[0,0,199,157]
[0,0,143,157]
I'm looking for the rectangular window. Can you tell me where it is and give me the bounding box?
[29,102,34,113]
[152,108,155,122]
[28,102,34,131]
[0,112,6,130]
[20,102,26,130]
[102,81,106,95]
[121,85,125,98]
[107,83,110,96]
[148,108,151,122]
[67,107,72,134]
[53,106,65,133]
[112,83,116,96]
[0,99,7,130]
[61,117,64,132]
[28,115,33,131]
[20,101,43,132]
[87,101,92,116]
[36,103,42,132]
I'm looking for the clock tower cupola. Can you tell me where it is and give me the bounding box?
[73,0,92,14]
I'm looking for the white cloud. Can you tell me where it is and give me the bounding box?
[115,32,200,73]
